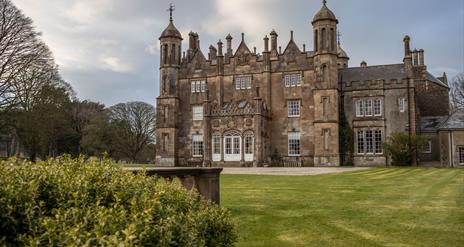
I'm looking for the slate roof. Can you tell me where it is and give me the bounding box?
[438,111,464,130]
[339,64,406,82]
[420,116,448,132]
[339,64,449,89]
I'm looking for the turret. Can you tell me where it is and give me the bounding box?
[312,0,338,54]
[337,42,349,68]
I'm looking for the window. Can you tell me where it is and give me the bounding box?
[366,130,374,154]
[233,136,240,154]
[365,99,373,116]
[288,132,301,156]
[225,137,232,155]
[459,147,464,164]
[423,140,432,153]
[375,130,382,154]
[374,99,382,116]
[288,100,301,117]
[235,76,252,90]
[213,135,221,155]
[356,100,364,117]
[192,106,203,121]
[357,130,365,154]
[323,129,330,151]
[244,134,253,154]
[284,73,302,87]
[191,80,206,93]
[322,97,329,117]
[399,98,406,112]
[192,134,204,157]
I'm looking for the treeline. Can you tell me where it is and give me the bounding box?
[0,0,156,163]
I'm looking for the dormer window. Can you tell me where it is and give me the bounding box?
[235,75,252,90]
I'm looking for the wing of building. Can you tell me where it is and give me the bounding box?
[155,1,462,167]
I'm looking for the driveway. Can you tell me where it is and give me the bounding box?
[221,167,371,176]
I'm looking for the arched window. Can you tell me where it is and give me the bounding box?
[322,64,329,82]
[163,44,168,64]
[321,28,326,50]
[330,29,335,52]
[314,30,318,52]
[171,44,176,64]
[224,131,241,162]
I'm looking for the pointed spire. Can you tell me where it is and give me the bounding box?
[290,31,294,41]
[323,0,327,6]
[241,33,245,42]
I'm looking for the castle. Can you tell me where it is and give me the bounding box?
[155,1,464,167]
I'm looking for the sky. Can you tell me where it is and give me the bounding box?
[12,0,464,107]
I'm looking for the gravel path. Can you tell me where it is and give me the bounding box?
[221,167,371,176]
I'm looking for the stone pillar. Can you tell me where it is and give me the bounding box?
[254,87,263,166]
[203,90,212,167]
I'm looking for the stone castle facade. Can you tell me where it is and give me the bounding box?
[155,1,463,167]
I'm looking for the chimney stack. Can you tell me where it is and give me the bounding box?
[419,49,424,66]
[360,61,367,68]
[226,34,233,55]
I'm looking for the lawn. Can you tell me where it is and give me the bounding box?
[221,168,464,247]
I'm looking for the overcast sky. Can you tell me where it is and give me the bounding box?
[13,0,464,107]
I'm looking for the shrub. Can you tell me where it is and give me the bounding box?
[383,133,427,166]
[0,156,236,246]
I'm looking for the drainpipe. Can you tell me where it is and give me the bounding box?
[448,131,453,167]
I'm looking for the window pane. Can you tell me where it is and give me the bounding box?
[288,132,301,156]
[366,130,374,153]
[201,81,206,92]
[213,136,221,154]
[191,81,196,93]
[459,147,464,164]
[365,99,373,116]
[225,138,232,154]
[192,134,203,157]
[233,137,240,154]
[399,98,406,112]
[375,130,382,154]
[357,130,364,154]
[288,100,300,117]
[356,100,364,117]
[245,135,253,154]
[193,106,203,121]
[374,99,382,116]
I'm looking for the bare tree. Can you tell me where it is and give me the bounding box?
[109,102,156,163]
[0,0,49,109]
[450,73,464,111]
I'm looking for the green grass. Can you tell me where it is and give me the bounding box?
[221,168,464,247]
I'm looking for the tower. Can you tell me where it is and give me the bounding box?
[156,4,183,166]
[312,0,341,166]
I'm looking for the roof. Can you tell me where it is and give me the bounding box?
[438,111,464,130]
[338,45,349,58]
[159,21,182,39]
[420,116,448,132]
[339,64,406,82]
[426,72,448,88]
[312,2,338,23]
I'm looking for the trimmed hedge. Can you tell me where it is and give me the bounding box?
[0,157,236,246]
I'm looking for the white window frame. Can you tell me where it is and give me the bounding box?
[244,132,254,162]
[284,73,302,88]
[212,134,221,162]
[235,76,252,90]
[288,100,301,118]
[192,106,203,121]
[374,130,383,154]
[200,81,206,92]
[459,147,464,165]
[365,130,374,154]
[191,81,196,93]
[224,131,241,161]
[191,80,206,93]
[357,130,365,154]
[399,98,406,113]
[365,99,373,116]
[288,132,301,156]
[374,98,382,116]
[192,134,204,157]
[356,100,364,117]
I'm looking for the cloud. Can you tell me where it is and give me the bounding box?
[64,0,113,24]
[101,56,136,74]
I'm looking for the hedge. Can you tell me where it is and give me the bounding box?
[0,157,236,246]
